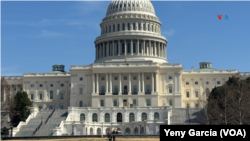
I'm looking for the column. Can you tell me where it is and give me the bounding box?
[109,73,112,94]
[119,73,122,94]
[143,40,145,56]
[142,72,144,93]
[137,40,139,55]
[131,40,133,55]
[128,73,131,94]
[160,43,163,57]
[65,81,68,101]
[157,42,160,57]
[118,40,121,56]
[92,74,95,94]
[154,41,157,56]
[112,41,115,56]
[95,45,97,60]
[178,73,181,93]
[149,40,151,56]
[96,73,99,93]
[155,72,158,93]
[107,42,109,56]
[124,40,127,55]
[164,44,167,58]
[44,82,47,101]
[152,72,154,93]
[106,73,108,94]
[174,73,178,94]
[138,73,141,93]
[36,82,38,101]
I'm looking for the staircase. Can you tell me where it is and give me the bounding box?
[15,110,68,136]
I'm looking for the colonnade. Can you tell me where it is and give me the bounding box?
[95,40,166,60]
[92,72,159,95]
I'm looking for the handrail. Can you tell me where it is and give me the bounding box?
[33,121,42,135]
[45,109,55,124]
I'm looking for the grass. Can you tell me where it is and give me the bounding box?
[4,138,160,141]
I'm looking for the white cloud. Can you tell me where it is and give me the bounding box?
[162,29,175,37]
[39,30,65,37]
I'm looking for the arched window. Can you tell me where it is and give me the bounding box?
[50,91,53,99]
[146,85,150,94]
[129,113,135,122]
[80,113,85,121]
[127,43,130,53]
[117,113,122,122]
[101,86,105,94]
[92,113,98,122]
[141,113,147,121]
[133,85,137,94]
[114,85,118,94]
[105,113,110,122]
[154,112,159,120]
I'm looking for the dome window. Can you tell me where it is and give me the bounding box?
[128,3,130,7]
[120,4,122,8]
[124,4,126,7]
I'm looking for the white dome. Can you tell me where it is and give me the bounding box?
[106,0,156,17]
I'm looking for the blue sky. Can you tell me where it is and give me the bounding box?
[1,1,250,76]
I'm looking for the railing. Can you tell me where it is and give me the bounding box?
[33,121,42,135]
[99,93,105,95]
[45,109,55,124]
[112,93,118,95]
[132,92,138,95]
[145,92,151,94]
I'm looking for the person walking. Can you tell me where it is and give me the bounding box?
[112,132,116,141]
[107,132,111,141]
[109,133,113,141]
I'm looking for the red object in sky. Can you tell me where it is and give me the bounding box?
[218,15,222,20]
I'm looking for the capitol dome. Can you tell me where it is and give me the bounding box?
[94,0,168,64]
[106,0,156,17]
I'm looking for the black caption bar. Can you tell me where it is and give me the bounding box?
[160,125,249,140]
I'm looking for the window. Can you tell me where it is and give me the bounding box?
[133,76,136,80]
[195,91,198,97]
[101,77,105,80]
[138,23,141,30]
[114,77,118,80]
[128,3,130,7]
[39,94,42,100]
[31,94,34,100]
[146,76,150,80]
[80,77,83,81]
[100,100,104,107]
[169,76,172,79]
[206,81,209,84]
[148,24,150,31]
[133,43,136,53]
[92,113,98,122]
[105,113,110,122]
[139,43,141,53]
[129,113,135,122]
[80,113,85,121]
[50,84,53,87]
[128,23,130,30]
[217,81,220,84]
[113,24,115,32]
[169,86,172,93]
[133,23,135,30]
[122,23,125,30]
[79,88,83,94]
[40,84,43,87]
[114,86,118,94]
[146,99,151,106]
[60,105,64,109]
[169,99,172,106]
[113,100,117,106]
[61,84,64,87]
[79,101,83,107]
[127,43,130,53]
[146,85,150,94]
[195,81,198,85]
[31,84,34,87]
[109,25,111,32]
[106,26,107,33]
[124,4,126,7]
[195,104,199,108]
[186,82,189,85]
[143,24,145,30]
[124,77,127,80]
[141,113,147,121]
[50,91,53,99]
[133,85,137,94]
[122,43,125,53]
[49,106,53,110]
[133,99,136,106]
[154,112,159,120]
[118,24,120,31]
[101,86,105,94]
[39,106,42,110]
[186,91,189,97]
[187,103,190,108]
[60,93,64,99]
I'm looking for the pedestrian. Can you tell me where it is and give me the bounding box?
[107,132,110,140]
[115,130,118,134]
[112,130,115,134]
[112,132,116,141]
[109,133,113,141]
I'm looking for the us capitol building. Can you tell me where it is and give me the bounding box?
[2,0,250,136]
